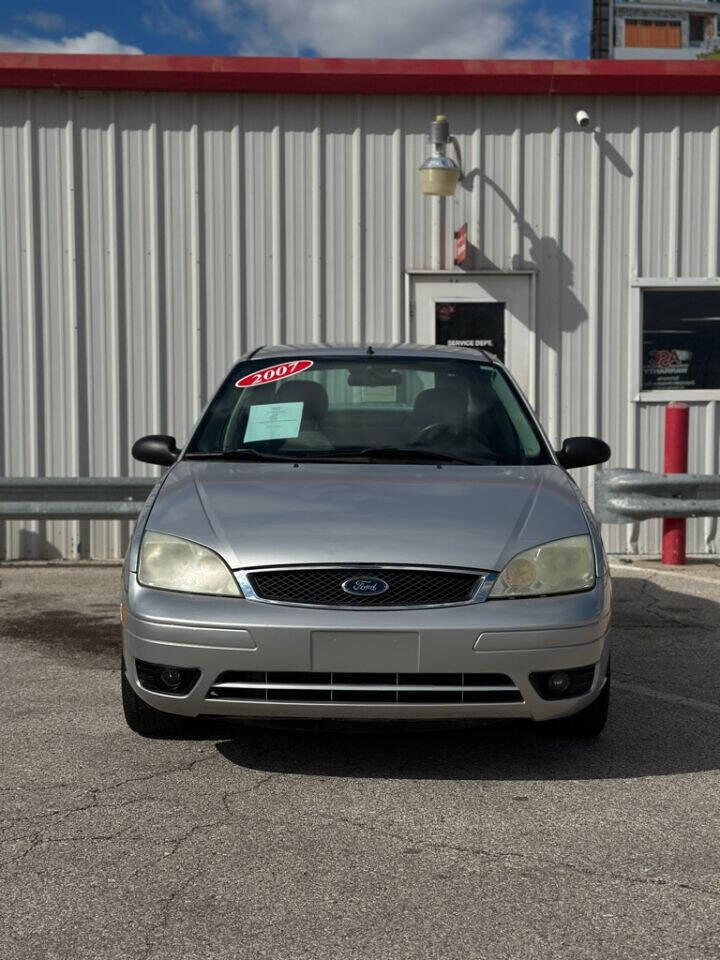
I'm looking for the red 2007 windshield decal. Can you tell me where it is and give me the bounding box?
[236,359,314,388]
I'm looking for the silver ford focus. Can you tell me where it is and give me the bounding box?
[121,345,612,738]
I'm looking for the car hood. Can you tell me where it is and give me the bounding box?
[141,461,590,573]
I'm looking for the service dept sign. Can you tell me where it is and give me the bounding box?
[435,302,505,362]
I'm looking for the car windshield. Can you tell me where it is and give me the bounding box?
[186,355,552,465]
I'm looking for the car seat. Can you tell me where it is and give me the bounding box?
[274,379,332,449]
[407,387,468,440]
[274,380,329,428]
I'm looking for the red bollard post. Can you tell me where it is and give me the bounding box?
[662,402,689,565]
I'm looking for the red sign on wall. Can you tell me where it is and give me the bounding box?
[454,223,468,266]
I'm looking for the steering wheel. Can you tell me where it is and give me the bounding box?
[409,422,495,459]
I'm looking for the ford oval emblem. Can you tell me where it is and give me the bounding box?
[342,575,390,597]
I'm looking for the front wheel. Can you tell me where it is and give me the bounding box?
[121,661,196,738]
[541,662,610,739]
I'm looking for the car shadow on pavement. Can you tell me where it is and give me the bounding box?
[211,575,720,782]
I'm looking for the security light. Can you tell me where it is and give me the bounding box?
[419,114,461,197]
[576,109,591,129]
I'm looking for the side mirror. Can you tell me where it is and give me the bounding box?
[131,434,180,466]
[556,436,611,470]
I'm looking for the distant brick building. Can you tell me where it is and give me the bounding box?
[592,0,720,59]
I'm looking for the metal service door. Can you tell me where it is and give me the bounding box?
[411,274,535,404]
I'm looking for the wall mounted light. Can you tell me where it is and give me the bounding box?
[419,114,462,197]
[576,109,591,129]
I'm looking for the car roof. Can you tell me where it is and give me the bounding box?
[247,343,497,363]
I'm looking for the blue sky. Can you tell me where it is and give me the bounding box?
[0,1,590,59]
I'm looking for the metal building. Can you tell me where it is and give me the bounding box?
[592,0,720,59]
[591,0,614,58]
[2,55,720,560]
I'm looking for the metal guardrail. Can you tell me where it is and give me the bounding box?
[595,469,720,524]
[4,471,720,526]
[0,478,155,520]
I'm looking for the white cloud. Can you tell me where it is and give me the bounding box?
[18,11,67,33]
[194,0,238,34]
[194,0,580,59]
[0,30,143,54]
[143,1,205,43]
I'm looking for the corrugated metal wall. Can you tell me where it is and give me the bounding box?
[1,88,719,559]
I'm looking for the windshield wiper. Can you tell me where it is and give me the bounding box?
[353,447,480,465]
[185,447,482,465]
[184,449,298,462]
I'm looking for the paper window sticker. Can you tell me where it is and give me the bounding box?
[243,402,304,443]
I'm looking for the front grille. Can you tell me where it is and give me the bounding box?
[245,567,482,607]
[207,671,523,704]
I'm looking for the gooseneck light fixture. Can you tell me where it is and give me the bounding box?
[418,114,461,197]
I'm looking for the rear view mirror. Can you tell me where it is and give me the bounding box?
[132,434,180,466]
[347,367,402,387]
[556,436,611,470]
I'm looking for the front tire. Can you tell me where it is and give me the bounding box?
[542,662,610,739]
[121,661,195,738]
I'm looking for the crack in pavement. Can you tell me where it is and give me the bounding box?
[2,829,142,851]
[0,752,219,807]
[0,754,260,873]
[614,570,718,630]
[133,774,282,955]
[122,772,279,890]
[0,792,273,872]
[0,833,43,870]
[0,755,224,856]
[295,810,720,903]
[130,784,280,960]
[138,860,205,960]
[0,791,169,833]
[5,769,717,903]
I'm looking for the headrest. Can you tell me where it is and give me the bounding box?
[275,379,329,423]
[412,387,467,425]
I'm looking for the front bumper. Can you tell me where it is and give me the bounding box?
[122,574,611,722]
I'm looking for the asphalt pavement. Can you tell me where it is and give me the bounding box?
[1,560,719,960]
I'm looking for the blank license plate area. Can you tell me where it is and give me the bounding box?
[310,631,419,672]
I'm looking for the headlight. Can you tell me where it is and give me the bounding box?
[490,534,595,599]
[138,531,240,597]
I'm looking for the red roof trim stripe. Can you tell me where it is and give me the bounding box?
[0,54,719,95]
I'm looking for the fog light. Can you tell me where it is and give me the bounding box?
[529,664,596,701]
[160,667,183,690]
[547,672,571,695]
[135,659,201,696]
